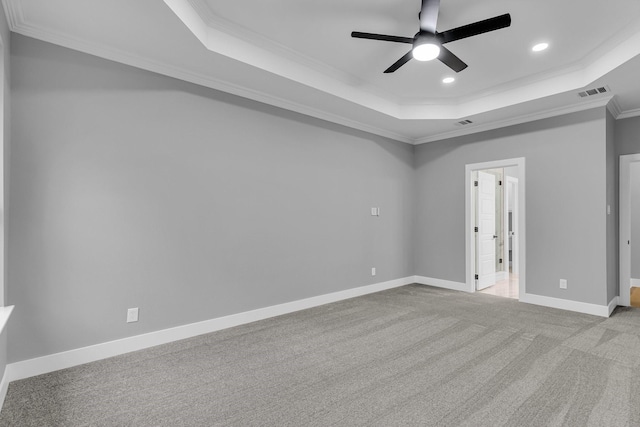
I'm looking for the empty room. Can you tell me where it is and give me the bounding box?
[0,0,640,425]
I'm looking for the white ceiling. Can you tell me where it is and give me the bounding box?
[4,0,640,143]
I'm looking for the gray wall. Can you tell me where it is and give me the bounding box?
[414,108,609,306]
[615,116,640,156]
[7,35,415,363]
[606,110,617,302]
[632,162,640,279]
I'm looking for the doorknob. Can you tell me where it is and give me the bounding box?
[493,235,498,239]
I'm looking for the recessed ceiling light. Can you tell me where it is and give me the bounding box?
[442,77,455,84]
[532,42,549,52]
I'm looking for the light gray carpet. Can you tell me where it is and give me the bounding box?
[2,284,640,426]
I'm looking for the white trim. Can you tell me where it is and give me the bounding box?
[0,0,23,30]
[0,369,9,412]
[608,296,619,316]
[506,177,520,275]
[414,276,470,293]
[618,108,640,120]
[0,306,13,336]
[4,277,414,382]
[414,96,612,145]
[502,174,509,278]
[466,158,526,299]
[520,292,611,318]
[607,97,623,119]
[0,306,13,412]
[619,154,640,306]
[631,278,640,288]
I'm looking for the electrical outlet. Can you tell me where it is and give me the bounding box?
[559,279,567,289]
[371,267,376,276]
[127,307,139,323]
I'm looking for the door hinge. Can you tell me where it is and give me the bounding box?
[475,274,479,280]
[499,180,502,186]
[474,181,478,187]
[474,227,478,232]
[499,258,503,264]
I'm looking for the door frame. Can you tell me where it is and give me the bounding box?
[466,158,526,298]
[619,153,640,306]
[506,176,519,275]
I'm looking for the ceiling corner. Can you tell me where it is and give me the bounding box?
[607,96,623,119]
[2,0,24,31]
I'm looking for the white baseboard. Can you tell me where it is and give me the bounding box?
[0,306,15,412]
[414,276,470,293]
[0,368,9,412]
[5,276,414,383]
[631,278,640,288]
[520,292,611,317]
[608,296,619,316]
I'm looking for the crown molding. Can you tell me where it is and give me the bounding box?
[1,0,22,30]
[607,96,623,118]
[617,107,640,120]
[603,96,640,120]
[414,95,614,145]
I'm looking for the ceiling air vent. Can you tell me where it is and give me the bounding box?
[455,119,473,126]
[578,86,610,98]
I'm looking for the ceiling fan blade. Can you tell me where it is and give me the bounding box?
[438,46,468,72]
[384,51,414,73]
[351,32,414,44]
[419,0,441,33]
[438,13,511,44]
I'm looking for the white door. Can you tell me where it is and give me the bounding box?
[477,171,496,290]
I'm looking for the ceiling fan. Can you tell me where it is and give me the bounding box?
[351,0,511,73]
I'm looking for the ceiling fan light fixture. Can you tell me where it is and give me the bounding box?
[413,42,440,61]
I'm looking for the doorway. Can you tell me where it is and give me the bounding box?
[466,158,526,300]
[619,153,640,307]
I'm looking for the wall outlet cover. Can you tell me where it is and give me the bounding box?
[127,307,139,323]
